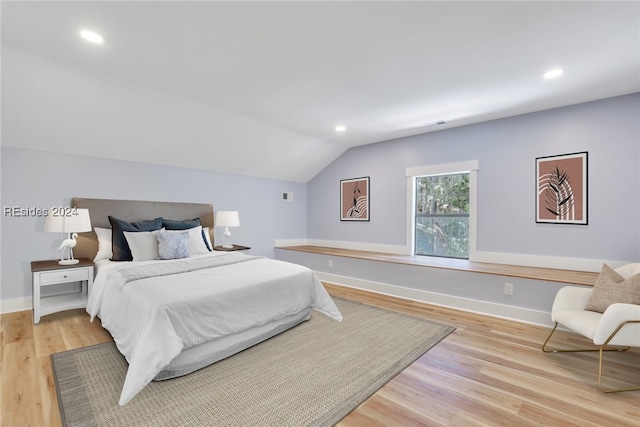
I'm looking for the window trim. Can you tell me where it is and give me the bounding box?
[406,160,479,259]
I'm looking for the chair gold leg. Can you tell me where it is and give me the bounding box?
[597,320,640,393]
[542,323,563,353]
[543,321,638,392]
[542,322,630,354]
[598,347,640,393]
[542,322,602,353]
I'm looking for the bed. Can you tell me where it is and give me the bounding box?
[72,198,342,406]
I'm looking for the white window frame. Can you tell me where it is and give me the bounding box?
[406,160,479,259]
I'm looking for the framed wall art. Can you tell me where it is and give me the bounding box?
[536,151,588,225]
[340,176,369,221]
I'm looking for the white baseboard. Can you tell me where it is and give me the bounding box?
[316,271,554,327]
[1,296,31,314]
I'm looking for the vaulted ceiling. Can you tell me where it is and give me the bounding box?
[2,1,639,182]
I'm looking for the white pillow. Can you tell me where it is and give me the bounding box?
[94,227,113,261]
[123,230,161,261]
[202,227,213,251]
[166,226,210,256]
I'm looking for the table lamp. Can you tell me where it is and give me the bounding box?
[44,208,92,265]
[216,211,240,249]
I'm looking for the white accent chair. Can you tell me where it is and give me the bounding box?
[542,263,640,392]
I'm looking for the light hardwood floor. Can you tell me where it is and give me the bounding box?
[1,284,638,427]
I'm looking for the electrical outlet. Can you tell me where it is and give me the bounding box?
[328,259,333,268]
[504,282,514,296]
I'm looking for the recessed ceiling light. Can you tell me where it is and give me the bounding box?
[543,68,564,79]
[80,30,104,44]
[424,120,447,127]
[335,125,347,132]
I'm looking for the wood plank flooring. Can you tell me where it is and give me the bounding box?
[2,284,638,426]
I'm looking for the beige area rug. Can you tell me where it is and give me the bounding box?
[51,297,454,427]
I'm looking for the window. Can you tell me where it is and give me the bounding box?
[406,160,478,260]
[414,173,469,258]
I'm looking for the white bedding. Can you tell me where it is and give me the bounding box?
[86,252,342,405]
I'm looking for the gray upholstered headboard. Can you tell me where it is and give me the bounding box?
[72,198,215,260]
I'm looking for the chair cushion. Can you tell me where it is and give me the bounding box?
[554,309,603,340]
[585,264,640,313]
[615,262,640,279]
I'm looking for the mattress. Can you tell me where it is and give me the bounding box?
[87,252,342,405]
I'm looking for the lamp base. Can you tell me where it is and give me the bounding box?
[222,244,234,249]
[59,259,79,265]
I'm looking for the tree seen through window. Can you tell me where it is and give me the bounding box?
[415,173,469,258]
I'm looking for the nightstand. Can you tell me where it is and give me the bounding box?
[213,244,251,252]
[31,258,94,324]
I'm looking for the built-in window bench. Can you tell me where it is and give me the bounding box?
[277,245,598,286]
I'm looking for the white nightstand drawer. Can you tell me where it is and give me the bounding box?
[39,268,90,285]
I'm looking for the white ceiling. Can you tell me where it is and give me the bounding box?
[2,1,639,182]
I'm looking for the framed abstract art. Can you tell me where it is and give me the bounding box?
[536,152,588,225]
[340,177,370,221]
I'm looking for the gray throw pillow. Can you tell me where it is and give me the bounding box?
[155,230,189,260]
[585,264,640,313]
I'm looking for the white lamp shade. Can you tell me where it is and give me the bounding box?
[216,211,240,228]
[44,208,92,233]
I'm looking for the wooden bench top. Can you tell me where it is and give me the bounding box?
[277,245,598,286]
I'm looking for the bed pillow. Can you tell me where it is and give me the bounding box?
[585,264,640,313]
[163,218,212,252]
[162,218,201,230]
[123,230,161,261]
[166,225,210,256]
[155,229,189,260]
[93,227,113,261]
[109,216,163,261]
[202,227,213,251]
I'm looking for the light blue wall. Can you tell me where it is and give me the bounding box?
[307,93,640,263]
[1,43,309,307]
[1,147,307,302]
[292,94,639,322]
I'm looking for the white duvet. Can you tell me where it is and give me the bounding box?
[87,252,342,405]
